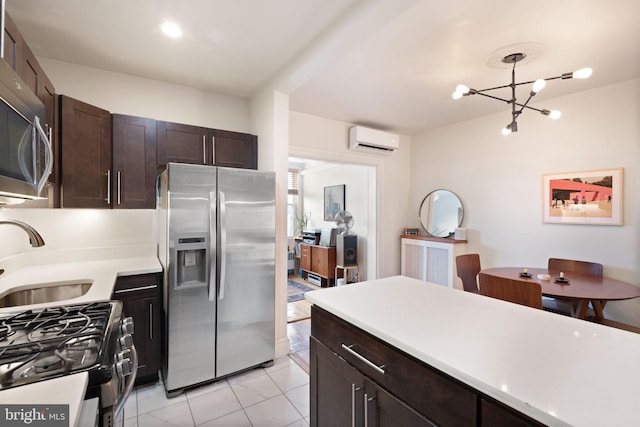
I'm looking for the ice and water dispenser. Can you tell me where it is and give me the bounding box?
[174,234,209,289]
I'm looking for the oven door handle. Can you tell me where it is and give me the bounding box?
[114,344,138,419]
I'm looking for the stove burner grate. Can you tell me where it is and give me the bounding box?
[0,301,114,388]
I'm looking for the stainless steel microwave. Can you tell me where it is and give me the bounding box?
[0,58,53,204]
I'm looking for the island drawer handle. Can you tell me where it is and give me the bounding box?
[341,344,386,375]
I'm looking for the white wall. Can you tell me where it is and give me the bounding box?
[40,58,250,132]
[301,163,374,281]
[410,78,640,326]
[0,209,157,260]
[289,111,412,279]
[249,89,291,358]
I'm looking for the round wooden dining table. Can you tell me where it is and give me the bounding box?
[479,267,640,319]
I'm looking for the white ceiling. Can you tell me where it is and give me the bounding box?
[7,0,640,135]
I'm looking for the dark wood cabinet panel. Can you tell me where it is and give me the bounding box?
[213,129,257,169]
[3,13,22,73]
[113,273,162,385]
[60,95,112,208]
[112,114,157,209]
[311,336,436,427]
[19,43,39,97]
[366,379,436,427]
[481,398,546,427]
[157,121,208,166]
[157,122,258,170]
[310,336,364,427]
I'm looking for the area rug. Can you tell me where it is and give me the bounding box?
[288,280,316,303]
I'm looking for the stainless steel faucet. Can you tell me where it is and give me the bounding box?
[0,219,46,247]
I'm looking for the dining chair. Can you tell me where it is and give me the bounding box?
[478,272,543,309]
[545,258,604,316]
[548,258,603,276]
[456,254,481,294]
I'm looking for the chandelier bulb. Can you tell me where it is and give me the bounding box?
[452,91,463,100]
[572,68,592,79]
[531,79,546,94]
[455,84,470,95]
[549,110,562,119]
[502,124,512,135]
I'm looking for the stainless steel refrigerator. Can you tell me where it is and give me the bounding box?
[157,163,275,396]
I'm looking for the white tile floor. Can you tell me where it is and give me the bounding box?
[123,356,310,427]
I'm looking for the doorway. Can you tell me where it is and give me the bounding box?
[286,156,377,372]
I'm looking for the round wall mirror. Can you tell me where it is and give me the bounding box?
[419,190,463,238]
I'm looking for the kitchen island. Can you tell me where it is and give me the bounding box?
[305,275,640,426]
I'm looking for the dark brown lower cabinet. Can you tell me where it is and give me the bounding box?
[481,398,546,427]
[310,306,544,427]
[311,337,434,427]
[112,273,162,385]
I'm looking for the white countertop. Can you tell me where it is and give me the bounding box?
[0,244,162,417]
[0,373,88,427]
[0,244,162,314]
[306,275,640,427]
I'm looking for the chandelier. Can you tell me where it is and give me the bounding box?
[452,52,592,135]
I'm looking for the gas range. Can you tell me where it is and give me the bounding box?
[0,301,136,426]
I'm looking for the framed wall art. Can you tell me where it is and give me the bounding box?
[542,168,623,225]
[324,184,345,220]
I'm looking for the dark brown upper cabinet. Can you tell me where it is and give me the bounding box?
[3,13,22,73]
[112,114,157,209]
[156,121,209,166]
[60,95,112,208]
[157,121,257,170]
[213,129,257,169]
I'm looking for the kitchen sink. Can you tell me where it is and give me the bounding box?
[0,280,93,308]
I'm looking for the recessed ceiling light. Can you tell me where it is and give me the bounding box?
[161,21,182,39]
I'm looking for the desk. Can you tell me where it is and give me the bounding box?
[480,267,640,319]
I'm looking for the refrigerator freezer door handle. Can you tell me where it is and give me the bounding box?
[219,190,227,300]
[208,190,217,301]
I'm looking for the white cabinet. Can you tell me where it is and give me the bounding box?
[400,236,467,289]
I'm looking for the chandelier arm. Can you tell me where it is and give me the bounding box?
[473,91,511,104]
[517,93,536,113]
[475,83,513,92]
[476,75,566,92]
[515,103,546,114]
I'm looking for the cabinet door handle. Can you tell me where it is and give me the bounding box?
[364,393,376,427]
[106,170,111,204]
[117,171,122,205]
[202,135,206,164]
[342,344,386,375]
[351,384,361,427]
[149,302,153,340]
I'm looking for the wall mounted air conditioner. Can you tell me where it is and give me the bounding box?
[348,126,399,154]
